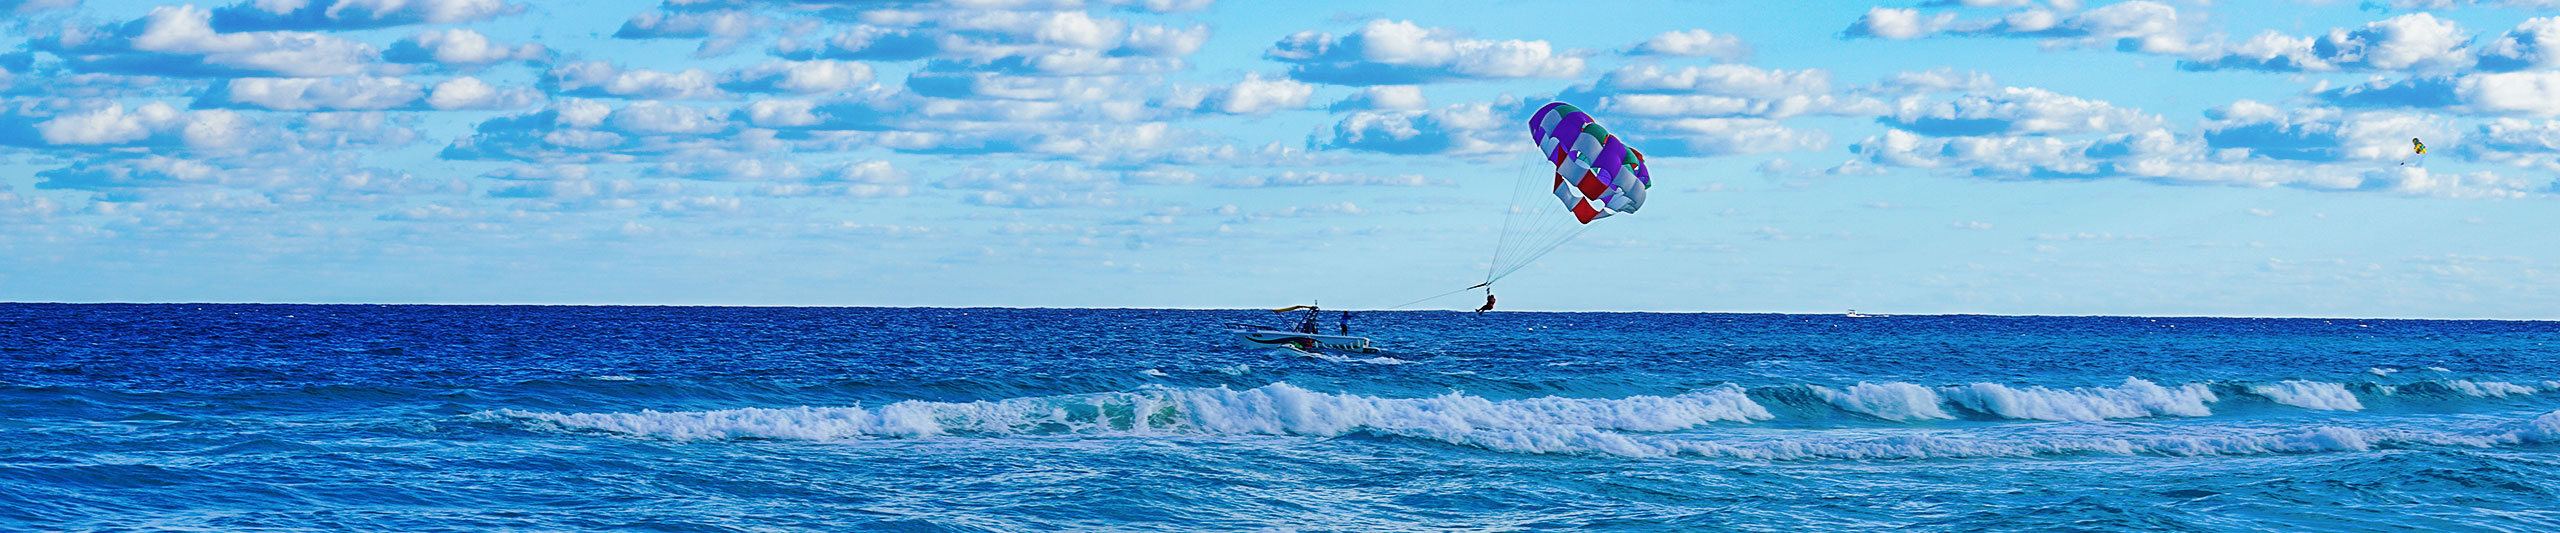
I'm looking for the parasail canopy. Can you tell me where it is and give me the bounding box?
[1528,102,1653,224]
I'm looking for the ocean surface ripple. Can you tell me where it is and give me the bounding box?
[5,304,2559,531]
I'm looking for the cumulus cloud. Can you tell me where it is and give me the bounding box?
[16,100,244,150]
[1327,85,1427,112]
[644,158,815,181]
[2200,100,2440,162]
[37,5,378,78]
[2470,118,2560,172]
[615,9,764,40]
[36,154,463,201]
[440,98,749,163]
[545,61,729,100]
[720,60,875,94]
[1569,64,1834,101]
[1320,101,1514,155]
[615,9,767,56]
[2319,71,2560,117]
[1629,29,1752,61]
[1214,171,1438,188]
[208,0,524,31]
[2182,13,2474,73]
[1884,86,2163,137]
[425,76,543,110]
[2481,17,2560,71]
[1183,73,1312,115]
[198,76,426,111]
[383,29,547,67]
[1658,118,1830,156]
[1874,67,1996,95]
[1842,2,2203,55]
[1842,7,1960,40]
[1265,19,1583,85]
[779,11,1205,63]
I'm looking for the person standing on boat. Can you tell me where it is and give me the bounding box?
[1337,311,1352,334]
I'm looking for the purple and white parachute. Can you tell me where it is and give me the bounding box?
[1528,102,1652,224]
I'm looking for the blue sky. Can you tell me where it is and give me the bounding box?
[2,0,2558,318]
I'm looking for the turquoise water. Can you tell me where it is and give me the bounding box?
[6,304,2559,530]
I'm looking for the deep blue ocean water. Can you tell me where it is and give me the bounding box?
[6,304,2560,531]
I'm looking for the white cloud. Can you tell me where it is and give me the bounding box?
[1328,85,1427,112]
[2201,101,2441,162]
[2457,71,2560,117]
[216,0,522,29]
[1842,8,1959,40]
[1577,64,1834,100]
[1215,171,1437,188]
[1121,23,1210,57]
[38,103,161,145]
[385,29,546,67]
[722,60,875,94]
[2471,118,2560,171]
[1887,86,2163,136]
[1629,29,1751,61]
[744,98,821,127]
[607,102,729,135]
[427,76,543,110]
[1322,101,1512,156]
[647,158,815,181]
[2185,13,2474,72]
[2482,17,2560,70]
[547,61,729,100]
[1662,118,1830,155]
[1875,67,1996,95]
[1842,2,2203,55]
[1266,19,1583,85]
[1192,73,1312,115]
[42,5,378,78]
[204,77,426,111]
[616,9,765,39]
[32,101,242,150]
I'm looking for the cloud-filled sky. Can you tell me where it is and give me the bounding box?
[3,0,2558,318]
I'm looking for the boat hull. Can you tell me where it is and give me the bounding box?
[1230,329,1378,353]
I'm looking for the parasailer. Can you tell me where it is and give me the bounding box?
[2399,138,2428,167]
[1385,101,1662,313]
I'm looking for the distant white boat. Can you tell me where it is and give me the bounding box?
[1845,309,1884,318]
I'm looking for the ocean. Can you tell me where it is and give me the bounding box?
[5,304,2558,531]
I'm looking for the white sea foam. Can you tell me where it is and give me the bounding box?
[1810,382,1952,421]
[2445,380,2537,398]
[485,388,2560,460]
[2366,367,2398,377]
[1657,427,2382,461]
[1140,369,1169,377]
[2248,380,2363,411]
[492,382,1775,452]
[1938,378,2216,422]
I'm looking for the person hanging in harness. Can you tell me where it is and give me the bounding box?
[1475,293,1496,314]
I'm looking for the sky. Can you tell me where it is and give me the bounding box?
[2,0,2559,318]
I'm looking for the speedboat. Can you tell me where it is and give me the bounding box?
[1226,322,1380,354]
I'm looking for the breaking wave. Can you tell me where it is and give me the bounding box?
[485,378,2560,459]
